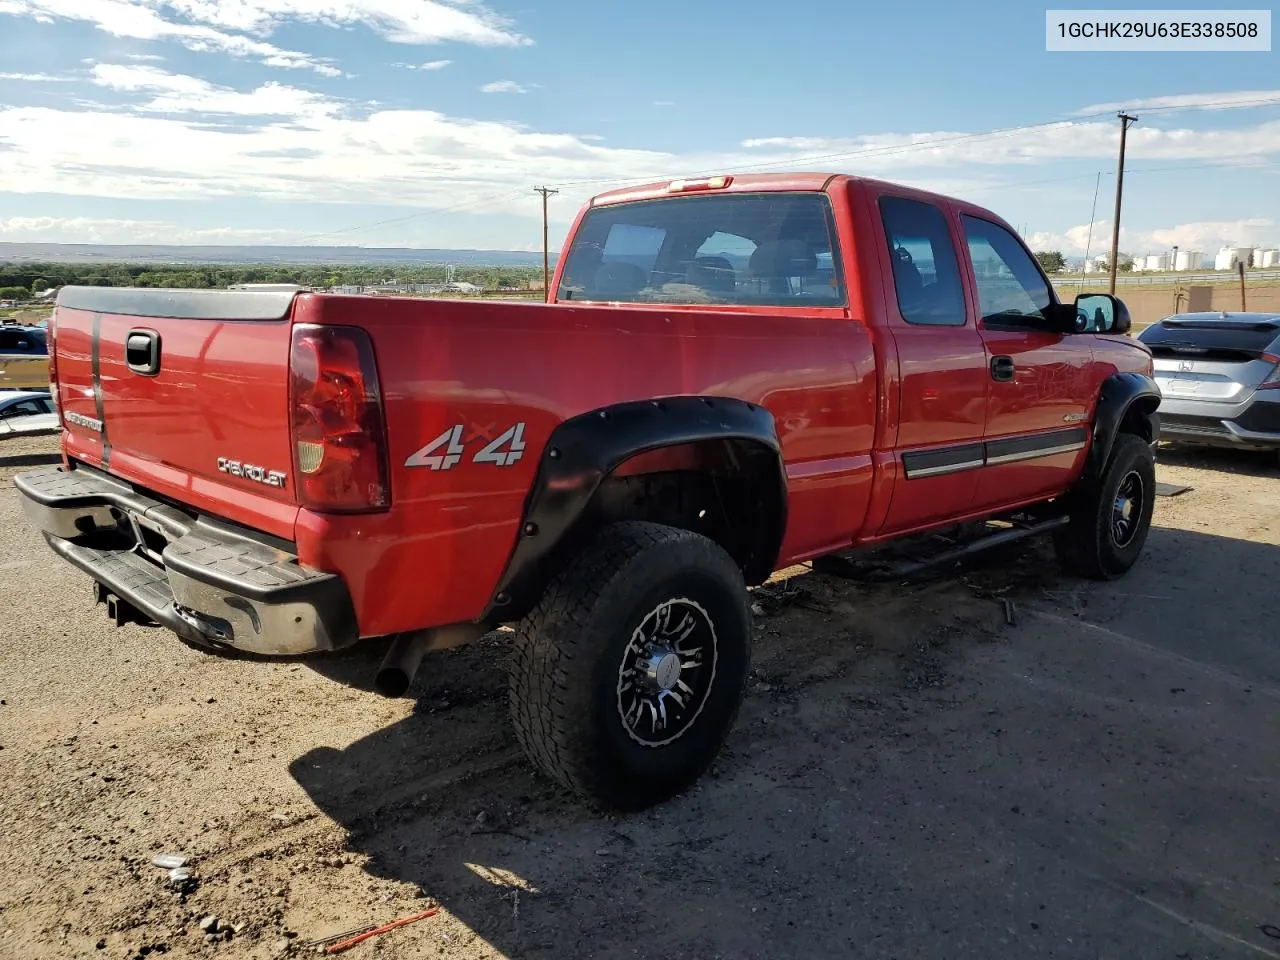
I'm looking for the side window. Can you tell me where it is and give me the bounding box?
[960,216,1053,324]
[1,400,43,419]
[878,197,967,326]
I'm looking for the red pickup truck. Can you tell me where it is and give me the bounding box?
[15,173,1160,809]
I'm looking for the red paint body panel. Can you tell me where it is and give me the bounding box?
[55,307,300,541]
[51,172,1154,642]
[289,293,878,635]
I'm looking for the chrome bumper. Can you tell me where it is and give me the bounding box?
[14,466,358,656]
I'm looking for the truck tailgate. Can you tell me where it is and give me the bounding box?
[53,287,301,541]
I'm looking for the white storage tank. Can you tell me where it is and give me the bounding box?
[1174,250,1202,271]
[1214,247,1236,270]
[1258,249,1279,268]
[1144,254,1169,271]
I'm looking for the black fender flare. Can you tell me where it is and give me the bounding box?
[483,395,787,622]
[1087,371,1161,480]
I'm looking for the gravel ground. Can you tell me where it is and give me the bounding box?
[2,434,1279,960]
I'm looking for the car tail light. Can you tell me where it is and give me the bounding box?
[1258,353,1280,390]
[288,323,391,512]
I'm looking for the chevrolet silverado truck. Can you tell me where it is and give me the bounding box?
[14,173,1160,809]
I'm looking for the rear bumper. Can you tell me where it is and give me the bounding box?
[14,466,358,656]
[1158,392,1280,449]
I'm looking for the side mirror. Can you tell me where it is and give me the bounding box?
[1073,293,1131,334]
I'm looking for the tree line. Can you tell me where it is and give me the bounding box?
[0,262,547,299]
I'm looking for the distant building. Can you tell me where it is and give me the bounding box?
[1215,246,1255,270]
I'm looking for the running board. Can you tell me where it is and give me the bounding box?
[812,514,1071,582]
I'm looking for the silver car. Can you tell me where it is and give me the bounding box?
[1138,311,1280,457]
[0,388,57,437]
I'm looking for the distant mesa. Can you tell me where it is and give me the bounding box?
[0,243,552,267]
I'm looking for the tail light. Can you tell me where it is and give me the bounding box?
[1257,353,1280,391]
[288,324,391,512]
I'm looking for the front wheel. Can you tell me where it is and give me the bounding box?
[507,521,752,810]
[1054,432,1156,580]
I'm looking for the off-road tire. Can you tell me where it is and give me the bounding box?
[507,521,752,810]
[1054,433,1156,580]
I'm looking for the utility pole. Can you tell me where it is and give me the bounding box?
[1108,112,1138,295]
[533,185,559,302]
[1239,260,1247,311]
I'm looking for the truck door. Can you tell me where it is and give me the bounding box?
[959,215,1093,508]
[874,194,989,534]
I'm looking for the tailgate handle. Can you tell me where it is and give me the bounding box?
[126,329,162,376]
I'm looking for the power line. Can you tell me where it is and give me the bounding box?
[277,93,1280,247]
[287,188,530,246]
[539,94,1280,192]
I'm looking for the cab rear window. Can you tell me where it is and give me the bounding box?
[557,192,846,307]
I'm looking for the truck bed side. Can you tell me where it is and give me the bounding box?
[295,293,878,636]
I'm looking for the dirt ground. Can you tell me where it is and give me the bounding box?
[2,434,1279,960]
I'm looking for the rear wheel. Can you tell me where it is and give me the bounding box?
[1054,432,1156,580]
[507,521,752,810]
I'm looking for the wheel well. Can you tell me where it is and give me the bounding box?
[579,438,785,586]
[1119,396,1159,442]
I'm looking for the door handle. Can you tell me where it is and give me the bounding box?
[990,355,1015,382]
[126,328,162,376]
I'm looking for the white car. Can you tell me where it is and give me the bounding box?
[0,389,58,437]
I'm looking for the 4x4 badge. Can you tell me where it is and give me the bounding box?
[406,421,527,470]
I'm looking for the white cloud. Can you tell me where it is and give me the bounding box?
[0,95,673,222]
[0,71,75,81]
[480,79,526,94]
[126,52,165,61]
[0,0,340,74]
[394,58,452,70]
[89,63,339,120]
[155,0,530,46]
[653,100,675,107]
[1028,218,1279,256]
[1075,90,1280,116]
[0,215,304,244]
[0,0,530,75]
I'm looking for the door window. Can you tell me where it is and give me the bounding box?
[960,216,1053,325]
[878,196,967,326]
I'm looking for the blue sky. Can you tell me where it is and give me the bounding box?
[0,0,1278,257]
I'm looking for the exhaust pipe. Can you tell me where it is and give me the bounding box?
[375,632,431,698]
[374,624,487,698]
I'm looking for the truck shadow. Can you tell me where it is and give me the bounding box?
[0,450,60,468]
[289,522,1280,958]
